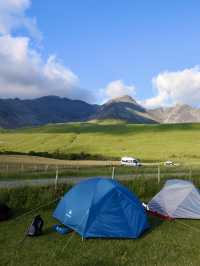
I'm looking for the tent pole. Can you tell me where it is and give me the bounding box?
[55,166,58,190]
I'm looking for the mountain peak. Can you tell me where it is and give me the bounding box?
[93,94,156,124]
[174,103,191,109]
[106,95,137,105]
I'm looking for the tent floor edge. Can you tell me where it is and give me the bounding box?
[147,210,174,221]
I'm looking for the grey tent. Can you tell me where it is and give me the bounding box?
[148,179,200,219]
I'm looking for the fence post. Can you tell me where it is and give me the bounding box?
[45,165,48,172]
[21,164,24,173]
[5,164,9,177]
[112,167,115,179]
[157,165,160,184]
[55,166,59,190]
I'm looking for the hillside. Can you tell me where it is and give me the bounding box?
[0,96,98,128]
[0,95,157,128]
[92,95,156,123]
[1,95,200,128]
[1,122,200,162]
[149,104,200,123]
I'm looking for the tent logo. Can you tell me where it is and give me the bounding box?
[65,210,72,218]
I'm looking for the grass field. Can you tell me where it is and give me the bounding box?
[1,121,200,264]
[1,122,200,162]
[1,178,200,266]
[0,122,200,266]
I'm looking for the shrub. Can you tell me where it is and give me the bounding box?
[0,150,118,161]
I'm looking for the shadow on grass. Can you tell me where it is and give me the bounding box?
[43,226,55,235]
[15,122,200,135]
[139,215,165,239]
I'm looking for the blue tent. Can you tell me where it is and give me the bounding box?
[53,178,149,239]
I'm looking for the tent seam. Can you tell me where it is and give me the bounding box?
[171,187,193,217]
[82,179,100,237]
[117,190,136,235]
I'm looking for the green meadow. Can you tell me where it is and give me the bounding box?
[0,121,200,162]
[1,178,200,266]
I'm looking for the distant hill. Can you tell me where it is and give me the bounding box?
[149,104,200,123]
[0,95,200,128]
[0,96,98,128]
[92,95,156,124]
[0,95,157,128]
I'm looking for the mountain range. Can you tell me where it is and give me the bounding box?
[0,95,200,128]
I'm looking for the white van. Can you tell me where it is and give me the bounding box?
[120,157,141,167]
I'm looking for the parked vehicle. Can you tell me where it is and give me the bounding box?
[120,157,141,167]
[164,160,175,166]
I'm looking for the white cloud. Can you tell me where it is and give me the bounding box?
[0,1,97,102]
[105,80,136,100]
[0,34,84,99]
[0,0,42,41]
[143,66,200,109]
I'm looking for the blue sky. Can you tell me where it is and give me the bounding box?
[1,0,200,107]
[28,1,200,100]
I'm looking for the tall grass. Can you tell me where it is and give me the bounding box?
[0,184,71,214]
[2,177,200,212]
[0,179,158,213]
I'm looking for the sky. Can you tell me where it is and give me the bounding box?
[0,0,200,108]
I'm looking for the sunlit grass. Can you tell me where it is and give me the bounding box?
[0,122,200,162]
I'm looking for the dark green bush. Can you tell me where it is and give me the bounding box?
[0,150,118,160]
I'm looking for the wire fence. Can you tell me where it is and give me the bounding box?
[0,161,199,184]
